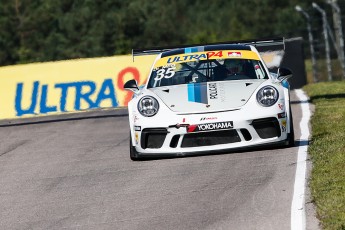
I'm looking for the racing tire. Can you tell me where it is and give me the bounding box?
[286,108,295,147]
[129,140,141,161]
[130,135,142,161]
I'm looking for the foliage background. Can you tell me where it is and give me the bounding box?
[1,0,343,66]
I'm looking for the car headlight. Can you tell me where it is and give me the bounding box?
[256,86,279,107]
[138,96,159,117]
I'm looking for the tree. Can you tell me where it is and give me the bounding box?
[0,0,332,66]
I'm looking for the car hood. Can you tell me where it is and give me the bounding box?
[149,80,266,113]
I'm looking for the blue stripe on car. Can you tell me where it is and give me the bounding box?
[188,83,208,104]
[188,84,195,101]
[184,46,204,54]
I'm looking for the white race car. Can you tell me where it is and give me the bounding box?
[124,39,294,160]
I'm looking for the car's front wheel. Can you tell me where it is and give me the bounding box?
[130,135,142,161]
[286,108,295,147]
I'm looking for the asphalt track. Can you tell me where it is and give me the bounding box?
[0,90,319,230]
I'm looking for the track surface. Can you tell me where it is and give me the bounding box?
[0,91,315,230]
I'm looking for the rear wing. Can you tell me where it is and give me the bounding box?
[132,37,285,61]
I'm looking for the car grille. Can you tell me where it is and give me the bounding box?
[181,130,241,148]
[252,117,281,139]
[141,128,168,149]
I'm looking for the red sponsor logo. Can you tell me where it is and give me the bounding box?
[187,124,198,133]
[228,52,241,57]
[207,51,223,58]
[278,104,284,110]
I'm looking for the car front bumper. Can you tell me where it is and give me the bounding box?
[131,106,289,155]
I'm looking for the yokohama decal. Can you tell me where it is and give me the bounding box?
[188,121,233,132]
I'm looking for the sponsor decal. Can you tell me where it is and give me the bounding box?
[134,115,139,122]
[207,51,223,58]
[187,121,233,132]
[208,83,218,99]
[219,83,226,102]
[167,54,208,63]
[228,52,242,57]
[153,63,175,71]
[134,126,141,131]
[154,50,260,67]
[200,117,217,121]
[154,67,176,81]
[15,79,118,116]
[281,119,287,132]
[187,83,208,104]
[167,51,223,64]
[135,132,139,144]
[8,65,144,119]
[278,103,284,110]
[278,112,286,118]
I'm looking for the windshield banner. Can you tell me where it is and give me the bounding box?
[155,50,260,67]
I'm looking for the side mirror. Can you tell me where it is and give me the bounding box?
[124,79,139,93]
[277,67,293,82]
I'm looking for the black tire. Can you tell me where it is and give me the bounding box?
[130,135,141,161]
[286,108,295,147]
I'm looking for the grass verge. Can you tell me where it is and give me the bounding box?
[303,81,345,230]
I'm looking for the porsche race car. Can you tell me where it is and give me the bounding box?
[124,39,294,160]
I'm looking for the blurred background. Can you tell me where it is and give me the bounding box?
[0,0,344,82]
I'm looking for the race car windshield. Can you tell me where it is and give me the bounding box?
[147,54,268,88]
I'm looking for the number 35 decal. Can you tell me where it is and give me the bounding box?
[154,67,176,81]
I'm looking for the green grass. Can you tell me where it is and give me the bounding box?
[304,81,345,230]
[305,59,344,84]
